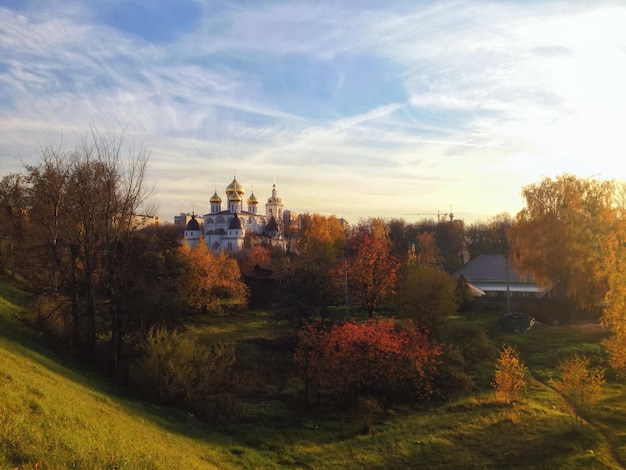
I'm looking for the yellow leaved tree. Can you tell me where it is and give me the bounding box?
[493,345,527,419]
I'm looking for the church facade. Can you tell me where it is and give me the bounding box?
[184,175,295,253]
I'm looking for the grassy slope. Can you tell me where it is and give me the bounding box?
[2,277,626,469]
[0,280,274,469]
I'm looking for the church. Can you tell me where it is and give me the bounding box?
[184,174,296,253]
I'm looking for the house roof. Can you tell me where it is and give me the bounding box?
[453,254,533,283]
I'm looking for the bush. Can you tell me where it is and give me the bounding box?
[552,356,605,430]
[294,319,441,405]
[442,322,498,374]
[434,343,476,399]
[130,326,239,422]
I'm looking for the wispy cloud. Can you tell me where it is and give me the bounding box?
[1,1,626,223]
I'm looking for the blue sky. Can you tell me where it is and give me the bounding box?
[2,0,626,224]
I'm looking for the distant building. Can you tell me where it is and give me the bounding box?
[174,213,194,227]
[181,174,297,254]
[130,214,160,230]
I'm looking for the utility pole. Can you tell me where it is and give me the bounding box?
[505,255,511,314]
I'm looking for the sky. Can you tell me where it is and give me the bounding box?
[1,0,626,225]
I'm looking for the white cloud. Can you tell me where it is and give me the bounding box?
[2,1,626,224]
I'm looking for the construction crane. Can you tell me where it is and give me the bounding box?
[402,208,454,222]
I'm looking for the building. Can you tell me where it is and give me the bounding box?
[130,214,160,230]
[183,174,296,254]
[174,213,195,227]
[452,254,546,299]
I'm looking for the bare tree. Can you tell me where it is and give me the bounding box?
[21,128,153,365]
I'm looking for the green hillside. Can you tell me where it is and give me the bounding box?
[0,279,258,469]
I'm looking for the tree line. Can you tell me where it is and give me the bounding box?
[0,130,247,373]
[3,131,626,421]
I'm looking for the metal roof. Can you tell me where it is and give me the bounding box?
[453,254,534,283]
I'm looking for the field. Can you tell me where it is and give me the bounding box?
[2,277,626,469]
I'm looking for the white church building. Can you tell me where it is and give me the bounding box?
[184,174,295,253]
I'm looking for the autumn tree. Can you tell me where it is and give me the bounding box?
[410,217,466,272]
[509,174,615,312]
[238,244,272,277]
[493,345,528,418]
[278,213,347,327]
[21,130,153,364]
[4,129,225,376]
[296,213,346,264]
[600,182,626,375]
[294,319,441,405]
[177,243,248,314]
[414,231,442,266]
[511,178,626,375]
[394,263,457,338]
[552,356,605,430]
[346,219,400,318]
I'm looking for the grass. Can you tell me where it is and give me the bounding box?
[0,280,271,469]
[2,279,626,468]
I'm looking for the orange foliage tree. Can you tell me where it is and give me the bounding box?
[177,243,248,313]
[296,213,347,264]
[492,345,528,410]
[509,174,616,311]
[294,319,441,405]
[346,219,400,318]
[238,244,272,277]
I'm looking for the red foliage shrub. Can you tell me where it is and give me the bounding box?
[294,318,441,404]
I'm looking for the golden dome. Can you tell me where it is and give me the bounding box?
[225,176,244,196]
[247,191,259,204]
[229,191,242,202]
[210,191,222,203]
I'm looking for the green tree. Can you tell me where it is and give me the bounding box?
[131,326,239,422]
[394,263,457,337]
[552,356,605,430]
[278,258,340,328]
